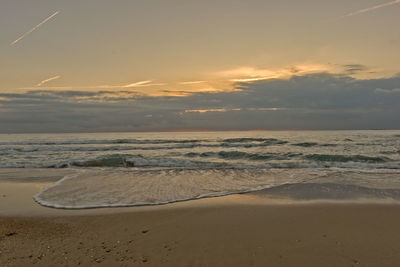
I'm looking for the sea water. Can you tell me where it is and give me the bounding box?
[0,131,399,208]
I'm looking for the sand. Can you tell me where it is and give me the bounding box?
[2,169,400,266]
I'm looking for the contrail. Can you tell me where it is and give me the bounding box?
[10,11,60,46]
[179,81,207,85]
[36,75,61,86]
[123,80,153,88]
[21,80,166,90]
[342,0,400,18]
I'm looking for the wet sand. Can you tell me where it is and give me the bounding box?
[2,169,400,266]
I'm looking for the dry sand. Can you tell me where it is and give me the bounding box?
[2,169,400,266]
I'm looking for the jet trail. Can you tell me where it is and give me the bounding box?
[342,0,400,18]
[37,75,61,86]
[10,11,60,46]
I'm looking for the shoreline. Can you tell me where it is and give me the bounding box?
[3,201,400,266]
[2,169,400,266]
[1,168,400,217]
[2,168,400,217]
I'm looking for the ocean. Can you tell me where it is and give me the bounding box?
[1,130,400,208]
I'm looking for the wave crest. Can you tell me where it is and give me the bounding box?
[304,154,389,163]
[185,151,301,161]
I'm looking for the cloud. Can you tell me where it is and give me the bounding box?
[341,0,400,18]
[375,88,400,94]
[231,77,270,82]
[247,108,284,111]
[17,62,385,99]
[217,64,333,82]
[37,75,61,87]
[10,11,60,46]
[1,73,400,132]
[160,86,229,96]
[184,108,227,113]
[342,64,369,74]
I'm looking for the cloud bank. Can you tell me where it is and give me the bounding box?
[1,73,399,133]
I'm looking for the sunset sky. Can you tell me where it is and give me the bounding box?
[1,0,399,132]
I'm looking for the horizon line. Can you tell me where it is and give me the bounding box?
[1,129,398,135]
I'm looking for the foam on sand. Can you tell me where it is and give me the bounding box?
[34,168,301,209]
[34,167,400,209]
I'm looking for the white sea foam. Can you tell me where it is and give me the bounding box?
[34,168,294,209]
[34,167,400,209]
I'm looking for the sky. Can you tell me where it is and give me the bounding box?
[0,0,399,133]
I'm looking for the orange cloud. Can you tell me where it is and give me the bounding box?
[217,63,332,82]
[184,108,227,113]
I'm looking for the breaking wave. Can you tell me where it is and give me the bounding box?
[0,139,205,146]
[304,154,390,163]
[69,154,229,168]
[30,153,398,170]
[292,142,337,147]
[222,138,288,145]
[0,138,290,153]
[0,144,198,153]
[185,151,301,161]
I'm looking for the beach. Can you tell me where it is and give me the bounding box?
[2,169,400,267]
[3,0,400,265]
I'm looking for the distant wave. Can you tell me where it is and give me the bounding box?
[185,151,301,161]
[30,153,397,169]
[0,139,205,146]
[70,154,230,169]
[304,154,390,163]
[1,151,398,169]
[380,150,400,155]
[222,138,288,145]
[0,144,198,152]
[1,149,398,169]
[0,139,290,153]
[292,142,338,147]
